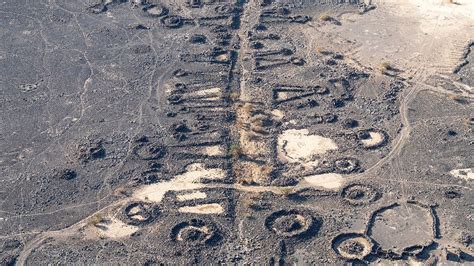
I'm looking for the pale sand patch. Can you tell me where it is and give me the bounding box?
[96,218,139,239]
[133,163,225,203]
[276,91,289,101]
[199,96,220,101]
[208,107,225,112]
[177,191,207,201]
[127,206,147,221]
[271,109,284,120]
[303,173,344,190]
[208,131,222,139]
[450,168,473,180]
[202,145,225,156]
[361,131,385,148]
[278,129,338,164]
[164,83,174,94]
[146,6,165,16]
[183,88,221,100]
[407,258,427,266]
[216,53,230,62]
[193,87,221,97]
[179,203,224,214]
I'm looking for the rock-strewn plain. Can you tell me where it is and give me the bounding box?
[0,0,473,264]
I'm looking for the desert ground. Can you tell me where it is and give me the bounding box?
[0,0,473,264]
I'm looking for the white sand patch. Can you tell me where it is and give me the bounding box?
[278,129,338,165]
[276,91,289,101]
[182,88,221,100]
[127,206,147,221]
[271,109,284,120]
[450,168,473,180]
[133,163,225,203]
[216,53,230,62]
[209,131,222,138]
[200,96,220,101]
[202,145,225,156]
[304,173,344,190]
[177,191,207,201]
[179,203,224,214]
[193,87,221,97]
[146,6,165,16]
[207,107,224,112]
[361,131,385,148]
[96,218,138,239]
[164,83,174,94]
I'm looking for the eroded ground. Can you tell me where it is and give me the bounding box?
[0,0,473,264]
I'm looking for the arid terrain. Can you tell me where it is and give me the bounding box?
[0,0,473,264]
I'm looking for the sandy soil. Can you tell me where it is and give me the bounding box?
[127,206,147,221]
[133,163,226,202]
[178,203,224,214]
[303,173,344,190]
[240,131,268,157]
[271,109,285,120]
[361,131,385,148]
[278,129,338,165]
[449,168,473,180]
[202,145,225,156]
[312,0,474,79]
[95,218,139,239]
[177,191,208,201]
[192,87,222,97]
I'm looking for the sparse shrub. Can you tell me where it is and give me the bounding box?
[242,194,265,211]
[320,14,332,21]
[280,187,294,197]
[114,187,127,196]
[242,102,254,114]
[243,211,254,219]
[251,115,264,127]
[380,62,395,74]
[381,61,392,70]
[449,94,468,104]
[237,176,256,185]
[245,130,260,141]
[242,197,255,209]
[250,115,272,134]
[88,214,104,227]
[464,117,474,126]
[260,165,273,178]
[317,47,333,55]
[229,143,242,159]
[250,116,268,134]
[230,92,240,101]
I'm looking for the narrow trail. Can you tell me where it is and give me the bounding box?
[16,198,129,265]
[353,1,461,181]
